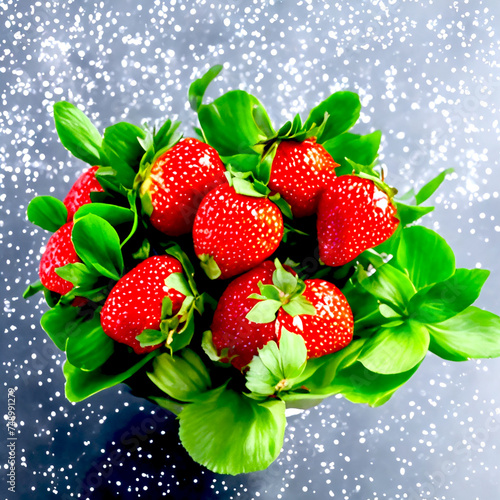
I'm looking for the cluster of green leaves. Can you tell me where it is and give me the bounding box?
[25,102,207,403]
[23,69,500,477]
[188,65,380,196]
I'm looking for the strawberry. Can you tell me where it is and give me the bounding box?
[192,183,284,280]
[210,260,353,370]
[140,137,226,236]
[63,165,104,220]
[39,221,80,295]
[317,175,399,267]
[100,255,186,354]
[268,138,338,218]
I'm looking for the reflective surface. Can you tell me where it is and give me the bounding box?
[2,1,500,498]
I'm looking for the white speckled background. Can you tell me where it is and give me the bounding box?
[1,1,500,498]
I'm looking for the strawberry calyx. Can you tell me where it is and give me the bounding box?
[133,119,183,191]
[345,158,398,199]
[245,259,316,324]
[136,243,212,353]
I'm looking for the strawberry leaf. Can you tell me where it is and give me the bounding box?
[165,272,193,298]
[27,195,68,232]
[197,90,274,157]
[245,329,308,397]
[65,313,114,371]
[54,262,99,288]
[178,386,286,474]
[188,64,224,112]
[272,259,298,294]
[355,262,416,314]
[399,168,454,206]
[269,193,293,219]
[246,299,282,324]
[408,268,490,324]
[397,226,455,291]
[161,296,173,319]
[394,202,435,226]
[74,203,135,226]
[323,130,382,175]
[40,304,83,351]
[136,329,168,347]
[63,350,158,402]
[164,243,199,294]
[147,349,212,402]
[305,91,361,143]
[281,296,316,317]
[71,214,124,281]
[53,101,103,166]
[358,321,430,374]
[101,122,146,188]
[199,254,222,280]
[23,280,47,299]
[427,307,500,361]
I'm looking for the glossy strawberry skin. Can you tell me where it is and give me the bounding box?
[211,262,353,370]
[141,137,227,236]
[268,138,338,218]
[100,255,186,355]
[39,221,80,295]
[64,166,104,220]
[193,183,284,280]
[317,175,399,267]
[277,279,353,359]
[211,261,279,370]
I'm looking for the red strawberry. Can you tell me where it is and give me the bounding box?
[210,260,353,370]
[100,255,186,354]
[140,137,226,236]
[268,138,338,218]
[317,175,399,267]
[64,166,104,220]
[192,183,284,280]
[39,221,80,295]
[276,279,353,359]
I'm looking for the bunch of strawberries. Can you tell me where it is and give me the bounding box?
[35,66,400,373]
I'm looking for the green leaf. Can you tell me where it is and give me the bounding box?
[101,122,145,188]
[198,90,274,156]
[305,91,361,143]
[323,130,381,173]
[54,262,99,288]
[40,304,83,350]
[178,387,286,474]
[281,296,317,317]
[23,280,46,299]
[167,309,196,353]
[27,196,68,232]
[188,64,224,112]
[63,350,158,402]
[408,268,490,323]
[329,358,420,407]
[147,349,211,401]
[231,177,267,198]
[199,254,221,280]
[394,201,435,226]
[272,259,298,294]
[65,314,114,371]
[415,168,454,205]
[72,214,124,280]
[246,299,282,324]
[359,321,430,374]
[165,272,192,298]
[161,296,173,319]
[427,306,500,361]
[356,262,416,313]
[164,243,199,295]
[74,203,135,226]
[53,101,103,165]
[397,226,455,290]
[136,329,167,347]
[246,329,308,396]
